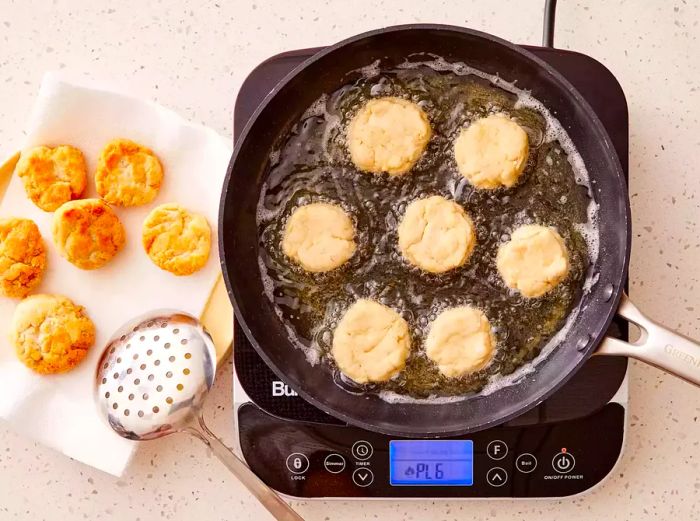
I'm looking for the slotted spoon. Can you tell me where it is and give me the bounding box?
[95,311,303,521]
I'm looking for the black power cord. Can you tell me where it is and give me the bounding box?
[543,0,558,48]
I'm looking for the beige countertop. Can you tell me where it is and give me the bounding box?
[0,0,699,519]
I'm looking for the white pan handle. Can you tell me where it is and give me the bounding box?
[597,293,700,387]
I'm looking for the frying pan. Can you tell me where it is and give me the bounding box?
[219,23,700,437]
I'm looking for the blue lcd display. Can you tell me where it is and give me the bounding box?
[389,440,473,486]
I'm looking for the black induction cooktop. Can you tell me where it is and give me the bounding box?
[231,45,629,498]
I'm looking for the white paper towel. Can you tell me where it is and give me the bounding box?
[0,75,232,476]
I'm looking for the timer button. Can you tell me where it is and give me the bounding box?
[285,453,310,474]
[352,468,374,487]
[486,467,508,487]
[487,440,508,460]
[552,450,575,474]
[515,453,538,474]
[352,440,373,460]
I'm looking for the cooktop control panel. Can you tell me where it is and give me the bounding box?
[237,402,624,498]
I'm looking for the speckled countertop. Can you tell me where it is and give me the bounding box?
[1,1,699,519]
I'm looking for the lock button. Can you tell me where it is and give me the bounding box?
[286,452,310,474]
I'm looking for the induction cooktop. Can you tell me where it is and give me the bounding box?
[230,44,630,499]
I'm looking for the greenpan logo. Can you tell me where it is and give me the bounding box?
[664,344,700,367]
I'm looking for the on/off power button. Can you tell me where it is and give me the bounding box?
[551,450,575,474]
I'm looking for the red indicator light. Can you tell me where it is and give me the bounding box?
[561,448,567,453]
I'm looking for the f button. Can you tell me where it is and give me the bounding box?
[487,440,508,461]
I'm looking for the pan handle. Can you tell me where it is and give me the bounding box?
[597,293,700,387]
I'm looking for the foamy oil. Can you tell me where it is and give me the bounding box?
[256,58,598,400]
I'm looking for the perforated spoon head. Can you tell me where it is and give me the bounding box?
[95,312,217,441]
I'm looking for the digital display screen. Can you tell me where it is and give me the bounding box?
[389,440,473,486]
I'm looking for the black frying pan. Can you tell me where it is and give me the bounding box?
[219,24,700,437]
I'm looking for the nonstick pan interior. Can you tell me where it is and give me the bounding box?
[219,24,630,436]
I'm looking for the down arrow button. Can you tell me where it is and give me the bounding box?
[352,468,374,487]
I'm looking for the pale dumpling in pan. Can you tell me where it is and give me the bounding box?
[282,202,356,273]
[398,195,476,274]
[496,224,569,298]
[332,299,411,384]
[454,114,529,189]
[347,97,431,175]
[426,306,495,378]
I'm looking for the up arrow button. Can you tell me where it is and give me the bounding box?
[486,467,508,487]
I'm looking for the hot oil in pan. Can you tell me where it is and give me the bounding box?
[257,62,597,400]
